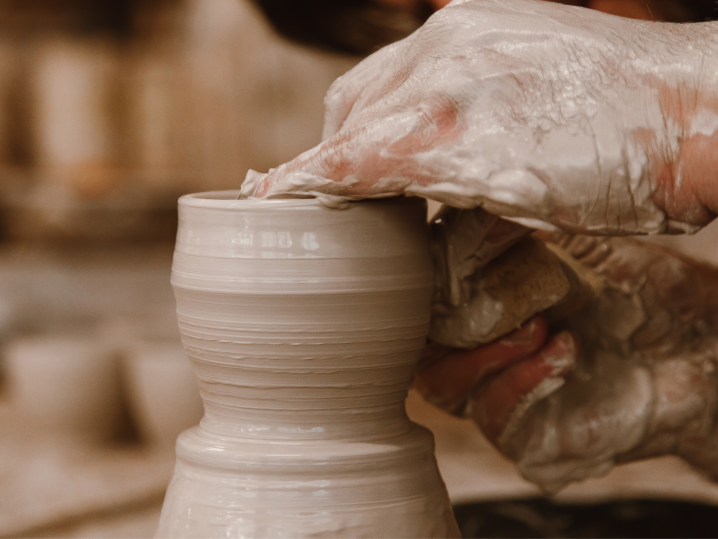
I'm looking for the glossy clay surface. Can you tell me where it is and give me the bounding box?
[157,192,459,538]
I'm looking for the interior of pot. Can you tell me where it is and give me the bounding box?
[180,190,326,209]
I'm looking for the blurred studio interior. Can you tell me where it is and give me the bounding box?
[1,0,718,537]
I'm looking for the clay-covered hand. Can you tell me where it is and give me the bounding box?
[244,0,718,234]
[416,236,718,492]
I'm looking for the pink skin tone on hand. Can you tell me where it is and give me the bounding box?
[253,2,718,236]
[416,316,551,413]
[415,315,580,446]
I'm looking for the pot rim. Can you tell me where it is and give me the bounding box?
[178,192,425,212]
[179,191,324,210]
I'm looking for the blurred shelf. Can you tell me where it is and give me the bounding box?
[0,167,198,242]
[0,403,173,538]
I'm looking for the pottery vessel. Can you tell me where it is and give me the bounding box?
[157,192,460,538]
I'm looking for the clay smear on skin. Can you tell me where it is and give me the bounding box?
[635,79,718,226]
[253,103,464,199]
[250,5,718,236]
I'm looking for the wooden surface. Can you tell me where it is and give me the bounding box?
[407,390,718,507]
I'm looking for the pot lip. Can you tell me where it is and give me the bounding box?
[179,191,324,210]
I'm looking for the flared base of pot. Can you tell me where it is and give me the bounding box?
[156,423,460,538]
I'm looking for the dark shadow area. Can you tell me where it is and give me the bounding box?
[454,498,718,538]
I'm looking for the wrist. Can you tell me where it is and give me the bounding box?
[681,23,718,220]
[640,22,718,226]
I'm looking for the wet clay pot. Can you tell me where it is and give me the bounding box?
[157,192,460,538]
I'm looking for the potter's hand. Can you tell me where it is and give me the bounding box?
[245,0,718,235]
[416,236,718,492]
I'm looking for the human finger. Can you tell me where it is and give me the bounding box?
[469,331,579,447]
[414,315,548,413]
[250,96,464,200]
[322,39,409,139]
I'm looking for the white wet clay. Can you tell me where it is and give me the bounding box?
[244,0,718,235]
[480,235,718,492]
[157,192,460,538]
[427,205,531,347]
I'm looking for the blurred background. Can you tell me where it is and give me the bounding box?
[0,0,356,244]
[1,0,718,537]
[0,1,357,537]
